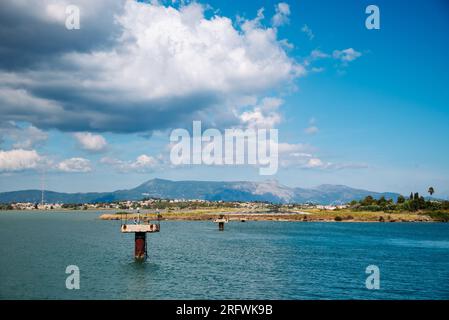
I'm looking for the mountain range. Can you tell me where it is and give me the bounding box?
[0,178,401,205]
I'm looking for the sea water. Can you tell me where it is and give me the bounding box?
[0,211,448,299]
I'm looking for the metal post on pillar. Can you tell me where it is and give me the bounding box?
[135,232,146,260]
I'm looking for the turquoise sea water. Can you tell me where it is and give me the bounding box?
[0,211,448,299]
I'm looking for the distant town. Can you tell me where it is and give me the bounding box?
[0,198,348,212]
[2,193,449,223]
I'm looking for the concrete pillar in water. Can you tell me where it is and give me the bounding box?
[219,221,224,231]
[122,223,159,261]
[135,232,146,260]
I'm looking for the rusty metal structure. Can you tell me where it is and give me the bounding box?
[213,214,228,231]
[121,212,161,260]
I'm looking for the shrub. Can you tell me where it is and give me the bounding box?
[359,205,382,212]
[334,216,343,221]
[426,212,449,222]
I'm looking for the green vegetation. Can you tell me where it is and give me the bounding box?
[0,204,13,210]
[349,191,449,214]
[62,203,83,210]
[424,211,449,222]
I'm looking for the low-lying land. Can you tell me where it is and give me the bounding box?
[99,208,449,223]
[4,193,449,222]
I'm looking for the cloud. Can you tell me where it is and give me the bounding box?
[272,2,290,27]
[0,0,124,70]
[333,48,362,63]
[0,122,48,149]
[278,142,314,154]
[303,49,330,69]
[239,97,283,129]
[277,140,367,171]
[73,132,107,152]
[240,7,265,30]
[310,67,325,73]
[303,158,328,169]
[303,48,361,73]
[57,157,91,172]
[301,24,314,40]
[304,117,319,135]
[13,126,48,149]
[310,50,330,60]
[0,1,303,134]
[332,162,369,170]
[279,147,319,168]
[304,126,319,135]
[299,157,368,170]
[277,142,320,168]
[0,149,42,172]
[0,147,95,173]
[308,48,362,64]
[280,153,331,170]
[101,154,160,173]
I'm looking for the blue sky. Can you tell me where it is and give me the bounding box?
[0,0,448,198]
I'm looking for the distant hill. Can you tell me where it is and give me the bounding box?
[0,178,401,205]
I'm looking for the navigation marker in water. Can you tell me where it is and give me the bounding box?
[121,213,161,260]
[213,214,228,231]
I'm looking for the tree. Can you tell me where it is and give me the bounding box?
[428,187,435,196]
[409,199,418,212]
[414,192,419,200]
[361,195,374,206]
[377,196,387,206]
[397,195,405,204]
[418,196,426,209]
[409,192,414,200]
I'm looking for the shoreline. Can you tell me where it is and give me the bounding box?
[98,211,437,223]
[1,209,446,223]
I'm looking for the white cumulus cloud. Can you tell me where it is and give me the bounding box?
[0,1,303,134]
[272,2,290,27]
[333,48,362,62]
[73,132,107,152]
[101,154,159,173]
[57,157,92,172]
[0,149,42,172]
[304,158,328,169]
[239,97,283,129]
